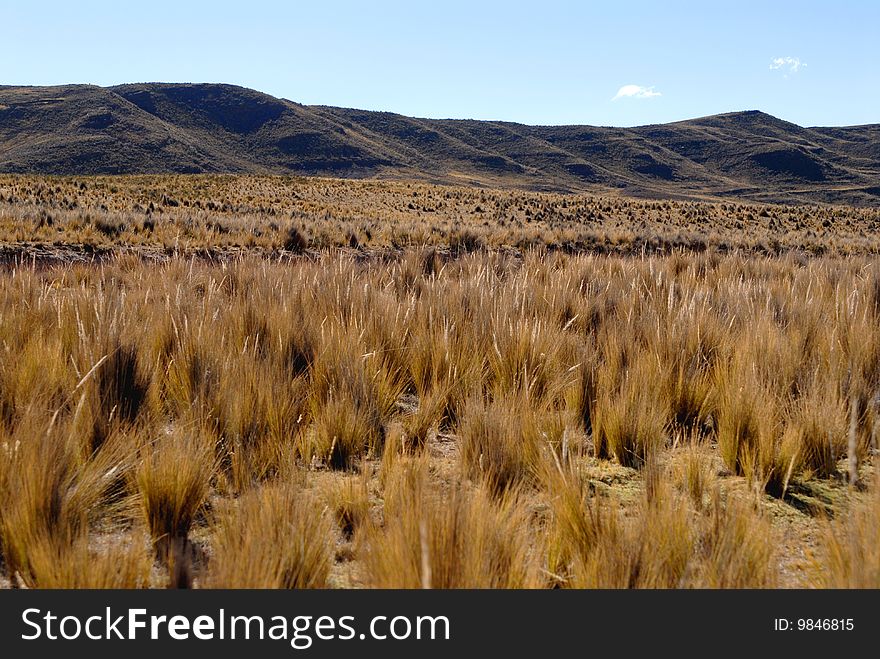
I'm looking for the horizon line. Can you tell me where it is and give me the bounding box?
[2,80,877,130]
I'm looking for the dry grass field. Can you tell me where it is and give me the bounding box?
[3,174,880,260]
[0,174,878,589]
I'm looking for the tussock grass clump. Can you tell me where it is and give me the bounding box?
[25,536,153,589]
[135,430,215,563]
[692,491,777,588]
[0,416,129,587]
[714,359,784,491]
[364,459,540,588]
[311,397,384,470]
[546,469,693,588]
[565,350,598,439]
[208,484,333,588]
[487,317,569,402]
[281,225,309,253]
[547,467,776,588]
[675,441,712,510]
[783,385,847,479]
[94,341,151,426]
[407,318,486,430]
[665,356,714,435]
[816,478,880,588]
[307,333,400,469]
[401,388,446,450]
[328,475,372,541]
[593,352,667,468]
[77,338,153,455]
[457,394,562,496]
[213,364,309,491]
[161,338,218,416]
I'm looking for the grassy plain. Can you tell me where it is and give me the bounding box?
[0,175,877,588]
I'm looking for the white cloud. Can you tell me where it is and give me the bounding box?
[612,84,662,101]
[770,56,805,73]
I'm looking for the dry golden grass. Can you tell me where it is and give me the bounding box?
[3,174,880,258]
[364,457,541,588]
[815,475,880,588]
[0,175,877,589]
[544,460,776,588]
[208,483,334,589]
[135,430,215,550]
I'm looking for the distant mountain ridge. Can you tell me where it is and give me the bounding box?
[1,82,878,205]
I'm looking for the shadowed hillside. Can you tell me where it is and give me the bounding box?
[1,83,878,205]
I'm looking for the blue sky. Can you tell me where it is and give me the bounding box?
[2,0,878,127]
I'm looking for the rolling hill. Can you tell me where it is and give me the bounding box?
[1,82,878,205]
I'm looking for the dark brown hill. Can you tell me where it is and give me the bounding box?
[1,83,878,205]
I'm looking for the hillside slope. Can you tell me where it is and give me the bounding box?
[1,83,878,204]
